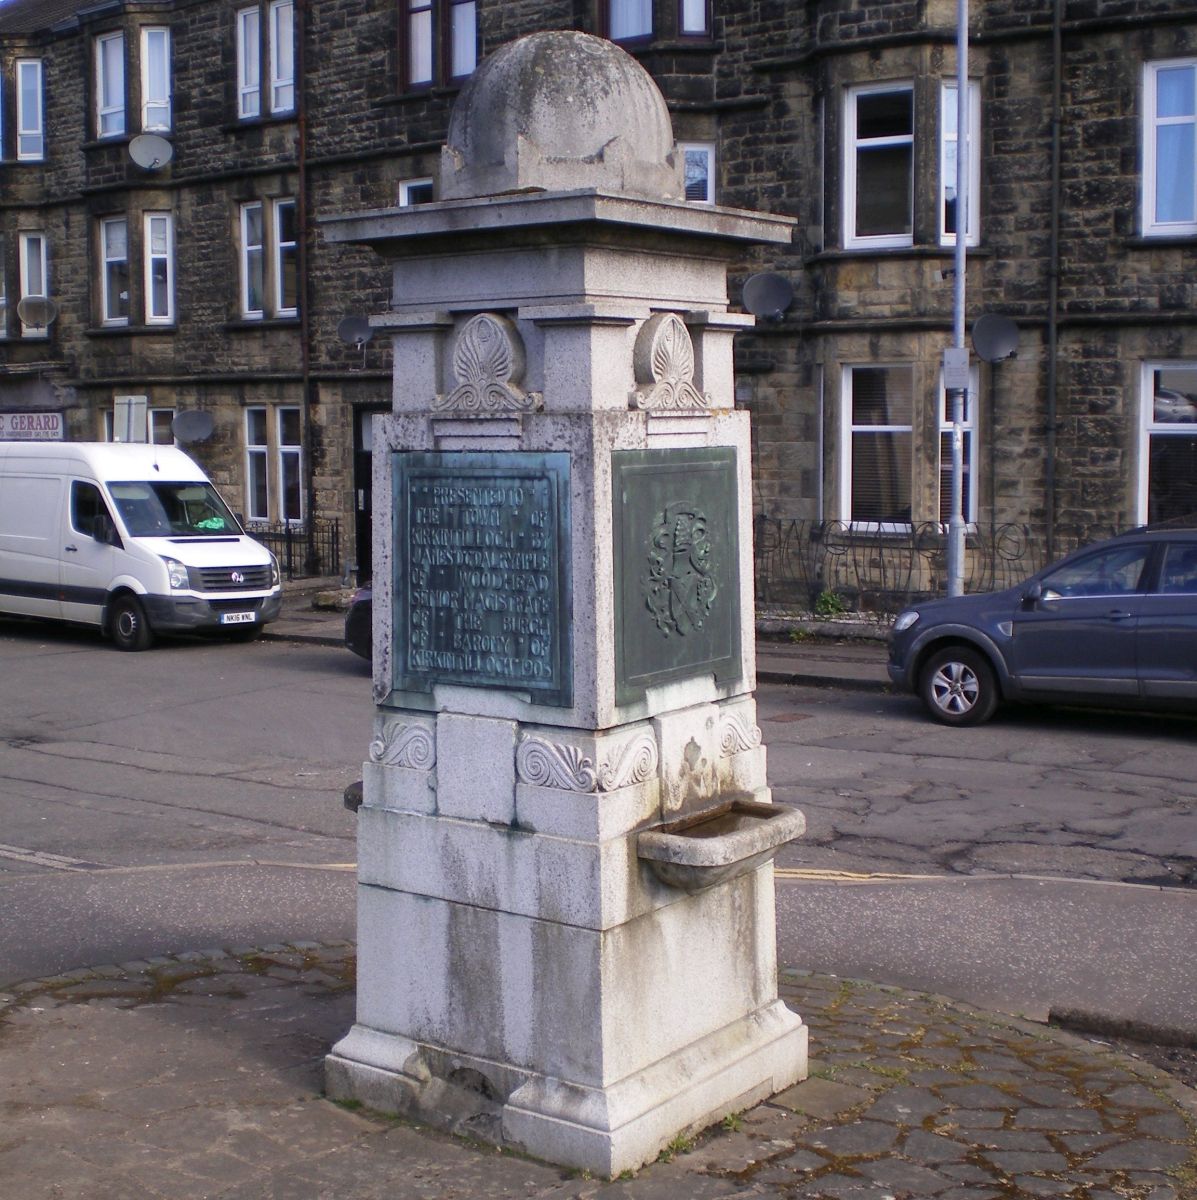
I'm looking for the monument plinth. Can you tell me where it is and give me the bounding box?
[323,31,807,1176]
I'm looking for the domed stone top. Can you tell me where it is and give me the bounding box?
[439,31,683,202]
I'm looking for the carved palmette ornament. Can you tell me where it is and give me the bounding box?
[630,313,711,411]
[369,722,436,770]
[718,710,763,757]
[597,731,659,791]
[516,735,599,792]
[434,313,542,413]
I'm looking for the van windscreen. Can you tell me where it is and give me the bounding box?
[109,481,241,537]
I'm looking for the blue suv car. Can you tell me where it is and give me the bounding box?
[888,526,1197,725]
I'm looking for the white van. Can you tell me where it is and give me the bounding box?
[0,441,282,650]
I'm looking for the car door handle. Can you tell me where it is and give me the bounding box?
[1105,609,1134,621]
[64,544,78,553]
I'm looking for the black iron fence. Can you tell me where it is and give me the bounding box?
[754,518,1124,621]
[245,518,341,580]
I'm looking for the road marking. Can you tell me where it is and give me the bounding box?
[0,843,102,871]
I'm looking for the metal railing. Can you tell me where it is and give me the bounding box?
[753,518,1123,621]
[245,518,341,580]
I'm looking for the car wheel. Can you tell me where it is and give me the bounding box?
[919,646,998,726]
[109,595,154,652]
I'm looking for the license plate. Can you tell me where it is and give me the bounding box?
[220,611,256,625]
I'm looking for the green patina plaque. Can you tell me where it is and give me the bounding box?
[393,452,572,707]
[613,447,741,705]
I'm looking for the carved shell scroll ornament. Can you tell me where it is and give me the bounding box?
[630,313,711,411]
[434,312,543,413]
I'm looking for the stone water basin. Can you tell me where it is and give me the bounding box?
[636,796,806,894]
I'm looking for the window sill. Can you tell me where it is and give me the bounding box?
[223,317,301,332]
[808,245,993,264]
[380,83,466,106]
[85,324,176,337]
[222,113,297,135]
[1127,234,1197,249]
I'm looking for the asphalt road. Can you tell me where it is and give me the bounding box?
[0,617,1193,1051]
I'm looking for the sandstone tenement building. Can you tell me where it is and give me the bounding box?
[0,0,1194,586]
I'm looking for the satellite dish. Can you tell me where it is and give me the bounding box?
[172,410,215,445]
[16,295,58,331]
[337,316,374,349]
[972,313,1020,363]
[742,272,794,321]
[129,134,174,170]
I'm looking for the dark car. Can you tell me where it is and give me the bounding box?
[888,526,1197,725]
[344,584,372,660]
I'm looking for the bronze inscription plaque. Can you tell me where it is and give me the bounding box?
[392,452,572,706]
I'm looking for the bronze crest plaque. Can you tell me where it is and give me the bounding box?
[392,452,572,706]
[612,447,741,704]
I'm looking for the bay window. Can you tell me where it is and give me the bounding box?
[144,213,174,324]
[1143,60,1197,236]
[239,198,298,320]
[18,232,48,339]
[844,84,914,248]
[236,1,294,119]
[140,28,172,131]
[842,365,914,527]
[940,81,981,246]
[403,0,476,89]
[96,32,126,138]
[100,218,130,325]
[16,60,44,160]
[607,0,652,41]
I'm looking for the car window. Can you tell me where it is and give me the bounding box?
[1040,544,1149,598]
[1158,543,1197,595]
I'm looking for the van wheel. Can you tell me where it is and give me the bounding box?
[109,596,154,652]
[919,646,999,726]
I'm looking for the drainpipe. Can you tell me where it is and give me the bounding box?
[1044,0,1063,557]
[296,0,316,566]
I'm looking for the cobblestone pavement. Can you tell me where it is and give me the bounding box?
[0,943,1194,1200]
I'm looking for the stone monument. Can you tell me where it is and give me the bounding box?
[322,30,807,1176]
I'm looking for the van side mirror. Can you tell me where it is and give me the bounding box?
[95,513,122,548]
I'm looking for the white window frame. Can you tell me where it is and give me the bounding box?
[940,80,981,247]
[406,0,433,87]
[140,27,172,131]
[149,407,176,445]
[679,142,716,204]
[16,60,44,161]
[143,212,175,325]
[938,365,979,526]
[272,198,297,318]
[1143,59,1197,237]
[245,406,270,522]
[1138,362,1197,523]
[608,0,652,41]
[100,216,130,326]
[96,32,126,138]
[398,177,435,205]
[843,82,915,250]
[240,202,265,318]
[269,0,295,114]
[839,363,915,530]
[18,232,48,339]
[277,405,304,524]
[237,7,262,119]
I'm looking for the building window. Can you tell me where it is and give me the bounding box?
[240,202,265,316]
[273,199,297,316]
[938,366,979,525]
[96,32,126,138]
[680,0,709,36]
[140,28,172,131]
[679,142,715,203]
[1143,60,1197,237]
[237,8,262,118]
[100,217,130,325]
[269,0,295,114]
[16,60,44,160]
[841,364,914,527]
[239,198,297,320]
[278,406,303,523]
[607,0,652,41]
[236,2,294,119]
[1140,364,1197,523]
[940,81,980,247]
[844,83,914,249]
[149,407,175,444]
[18,232,48,339]
[403,0,476,89]
[398,177,435,205]
[144,213,174,324]
[245,405,303,523]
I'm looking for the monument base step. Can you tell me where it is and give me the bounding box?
[325,998,808,1177]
